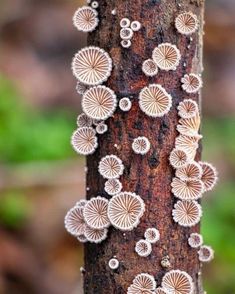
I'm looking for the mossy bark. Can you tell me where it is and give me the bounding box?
[85,0,205,293]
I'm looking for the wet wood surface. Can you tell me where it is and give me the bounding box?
[85,0,205,293]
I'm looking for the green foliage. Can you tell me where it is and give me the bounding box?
[202,117,235,163]
[0,192,30,229]
[201,118,235,294]
[0,74,76,163]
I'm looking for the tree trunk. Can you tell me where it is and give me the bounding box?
[85,0,205,293]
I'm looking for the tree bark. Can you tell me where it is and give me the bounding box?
[85,0,205,293]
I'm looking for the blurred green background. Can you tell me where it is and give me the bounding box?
[0,0,234,293]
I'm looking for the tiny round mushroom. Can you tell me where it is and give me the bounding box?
[199,161,218,192]
[108,192,145,231]
[132,137,151,155]
[71,127,98,156]
[120,28,134,40]
[77,235,88,243]
[64,206,87,237]
[132,273,156,292]
[142,59,158,77]
[108,258,119,270]
[144,228,160,243]
[139,84,172,118]
[98,155,124,179]
[104,178,122,196]
[135,239,152,257]
[83,196,110,229]
[91,1,99,9]
[198,245,214,263]
[82,85,117,120]
[152,43,181,71]
[121,40,132,48]
[172,200,202,227]
[131,21,141,31]
[77,113,93,128]
[181,74,203,94]
[120,18,131,28]
[171,177,204,200]
[162,270,194,294]
[188,233,203,248]
[84,226,108,243]
[96,123,108,134]
[72,46,112,86]
[175,12,199,35]
[73,6,99,33]
[119,97,132,112]
[169,148,189,169]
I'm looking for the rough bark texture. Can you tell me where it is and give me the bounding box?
[85,0,205,293]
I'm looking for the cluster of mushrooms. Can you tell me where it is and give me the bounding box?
[64,2,217,293]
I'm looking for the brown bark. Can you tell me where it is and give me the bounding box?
[85,0,205,293]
